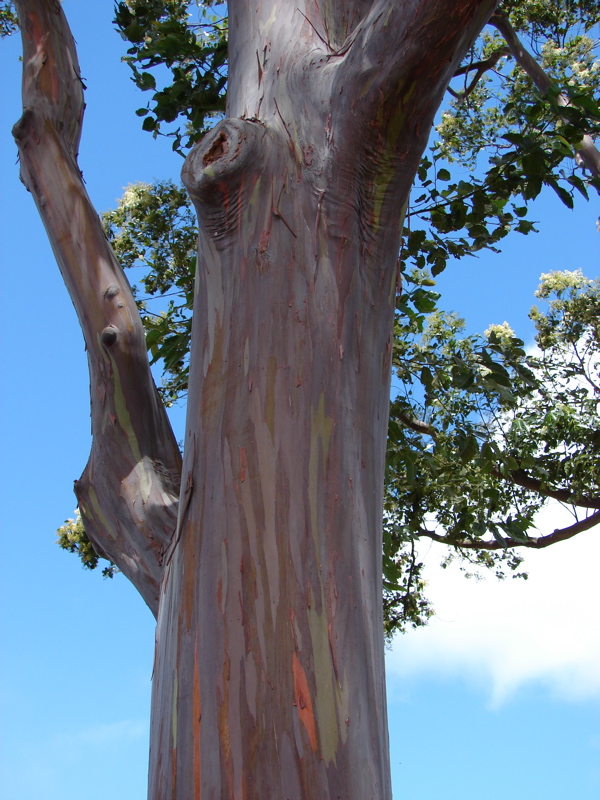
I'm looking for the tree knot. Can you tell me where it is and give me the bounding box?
[203,131,229,166]
[100,325,118,348]
[181,118,266,210]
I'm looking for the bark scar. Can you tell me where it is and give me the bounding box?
[203,131,229,165]
[292,652,317,752]
[256,49,263,85]
[271,174,297,238]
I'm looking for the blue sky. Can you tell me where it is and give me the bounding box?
[0,3,598,798]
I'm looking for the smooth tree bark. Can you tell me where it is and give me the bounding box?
[14,1,496,797]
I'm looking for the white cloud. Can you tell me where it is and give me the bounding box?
[386,503,600,706]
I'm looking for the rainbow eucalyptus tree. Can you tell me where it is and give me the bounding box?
[13,0,496,796]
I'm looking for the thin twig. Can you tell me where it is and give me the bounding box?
[450,46,510,102]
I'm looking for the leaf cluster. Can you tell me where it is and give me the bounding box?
[501,0,600,44]
[383,270,600,636]
[0,0,17,37]
[57,512,118,579]
[114,0,227,151]
[407,82,599,289]
[102,181,196,404]
[437,2,600,189]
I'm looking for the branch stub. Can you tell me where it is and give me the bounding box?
[181,118,266,205]
[100,325,118,348]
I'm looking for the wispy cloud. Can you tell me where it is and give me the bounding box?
[386,504,600,706]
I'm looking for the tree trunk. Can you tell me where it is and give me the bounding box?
[150,2,496,795]
[14,1,497,797]
[151,118,398,798]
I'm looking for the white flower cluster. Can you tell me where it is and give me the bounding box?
[119,182,152,211]
[568,58,600,88]
[541,40,566,66]
[484,321,515,345]
[534,269,587,299]
[541,38,600,90]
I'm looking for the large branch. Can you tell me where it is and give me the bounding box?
[419,508,600,550]
[394,414,600,510]
[499,468,600,510]
[395,411,439,440]
[454,47,510,78]
[327,0,499,245]
[491,11,600,178]
[339,0,499,125]
[449,45,510,100]
[13,0,182,616]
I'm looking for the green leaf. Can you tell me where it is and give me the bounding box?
[569,93,600,120]
[566,175,589,201]
[547,181,574,209]
[491,527,509,547]
[420,366,433,390]
[145,328,163,347]
[459,434,479,463]
[139,71,157,90]
[510,418,529,436]
[515,220,536,234]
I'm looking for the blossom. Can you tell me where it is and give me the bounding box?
[484,321,515,345]
[535,270,587,299]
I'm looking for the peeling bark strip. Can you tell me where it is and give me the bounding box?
[15,0,497,798]
[13,0,182,614]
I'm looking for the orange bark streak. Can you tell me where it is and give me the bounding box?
[292,652,317,753]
